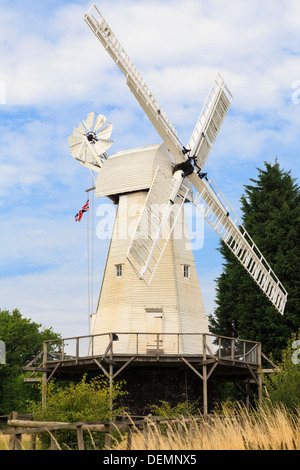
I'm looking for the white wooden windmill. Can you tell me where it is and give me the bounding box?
[68,4,287,356]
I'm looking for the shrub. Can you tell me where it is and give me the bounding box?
[28,375,127,449]
[149,399,199,418]
[263,332,300,410]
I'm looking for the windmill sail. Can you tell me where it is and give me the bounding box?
[189,172,288,315]
[84,4,184,165]
[84,4,288,315]
[127,166,189,286]
[187,74,233,170]
[68,111,113,171]
[84,6,232,171]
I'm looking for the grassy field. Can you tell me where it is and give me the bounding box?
[115,403,300,451]
[1,403,299,450]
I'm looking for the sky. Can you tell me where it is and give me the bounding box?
[0,0,299,340]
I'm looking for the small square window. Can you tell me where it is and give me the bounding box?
[183,265,190,279]
[115,264,123,277]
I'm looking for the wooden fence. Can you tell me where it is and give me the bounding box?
[1,411,201,450]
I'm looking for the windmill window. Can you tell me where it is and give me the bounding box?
[183,265,190,279]
[115,264,123,278]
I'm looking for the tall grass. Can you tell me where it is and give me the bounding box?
[1,403,298,450]
[0,434,38,450]
[114,403,300,450]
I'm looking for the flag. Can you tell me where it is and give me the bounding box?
[75,199,89,222]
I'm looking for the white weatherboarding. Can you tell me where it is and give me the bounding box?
[69,4,287,355]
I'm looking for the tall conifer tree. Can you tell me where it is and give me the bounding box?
[209,161,300,359]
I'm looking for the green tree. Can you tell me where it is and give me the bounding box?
[0,308,60,413]
[263,332,300,409]
[209,161,300,360]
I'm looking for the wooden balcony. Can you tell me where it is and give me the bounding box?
[24,332,278,415]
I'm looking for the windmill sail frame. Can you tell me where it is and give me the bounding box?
[187,74,233,170]
[83,4,288,315]
[127,166,190,286]
[191,173,287,314]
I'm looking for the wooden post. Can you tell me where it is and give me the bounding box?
[143,422,148,450]
[50,430,58,450]
[105,334,114,450]
[127,424,133,450]
[258,342,262,404]
[109,334,114,416]
[9,411,18,450]
[42,342,48,408]
[15,433,22,450]
[29,433,37,450]
[76,337,79,364]
[61,338,65,361]
[77,425,85,450]
[177,422,183,440]
[91,335,94,357]
[202,335,208,416]
[105,425,111,449]
[154,422,160,448]
[245,379,250,410]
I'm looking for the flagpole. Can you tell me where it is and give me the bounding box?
[85,185,95,336]
[87,193,91,335]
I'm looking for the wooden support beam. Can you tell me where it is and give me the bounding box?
[196,358,218,367]
[23,350,44,370]
[24,373,42,383]
[202,335,208,416]
[102,340,113,360]
[113,357,136,379]
[261,351,280,371]
[46,362,61,383]
[180,356,203,380]
[207,361,218,380]
[258,342,263,404]
[108,333,114,427]
[204,342,215,358]
[42,342,47,408]
[246,379,250,410]
[246,363,259,386]
[93,357,109,378]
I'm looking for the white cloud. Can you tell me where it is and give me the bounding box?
[0,205,110,337]
[0,116,79,201]
[0,0,298,116]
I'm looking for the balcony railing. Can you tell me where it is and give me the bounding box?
[43,332,261,366]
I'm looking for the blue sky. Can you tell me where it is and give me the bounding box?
[0,0,299,339]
